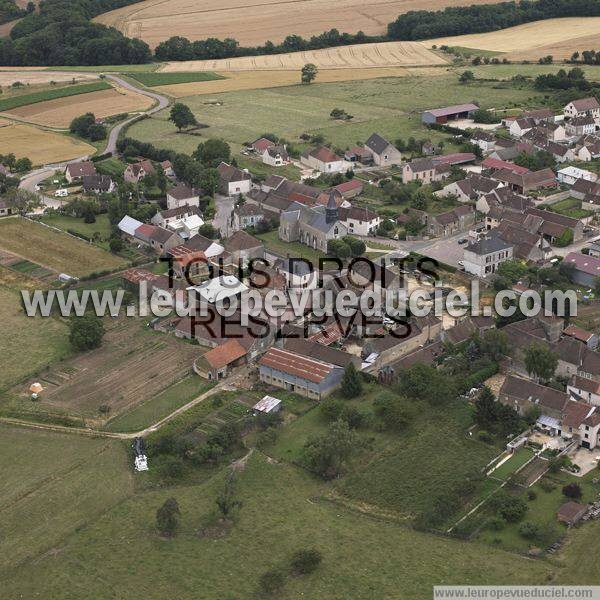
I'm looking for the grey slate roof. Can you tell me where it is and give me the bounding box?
[466,237,512,255]
[365,133,393,155]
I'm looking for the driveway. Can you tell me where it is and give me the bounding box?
[213,194,235,236]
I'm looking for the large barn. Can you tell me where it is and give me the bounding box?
[421,103,479,124]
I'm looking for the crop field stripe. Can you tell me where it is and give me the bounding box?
[0,81,112,112]
[124,71,224,87]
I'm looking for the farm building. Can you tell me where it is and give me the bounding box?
[194,339,248,380]
[258,346,344,400]
[421,103,478,124]
[556,166,597,186]
[563,252,600,287]
[557,501,588,527]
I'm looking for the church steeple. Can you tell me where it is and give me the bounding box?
[325,191,338,224]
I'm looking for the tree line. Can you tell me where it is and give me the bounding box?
[387,0,600,41]
[0,0,151,65]
[2,0,599,65]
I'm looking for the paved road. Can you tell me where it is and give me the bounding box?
[18,74,170,205]
[103,74,169,155]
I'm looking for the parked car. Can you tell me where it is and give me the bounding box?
[458,238,468,245]
[54,189,68,197]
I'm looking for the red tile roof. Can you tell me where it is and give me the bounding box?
[564,324,595,343]
[252,137,275,152]
[482,157,530,174]
[203,339,247,369]
[259,347,335,383]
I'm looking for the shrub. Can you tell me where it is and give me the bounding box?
[518,521,539,540]
[527,490,537,501]
[477,430,494,444]
[290,548,323,575]
[487,516,505,531]
[540,479,556,493]
[562,483,582,499]
[258,568,286,596]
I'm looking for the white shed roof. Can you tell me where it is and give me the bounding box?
[118,215,143,236]
[188,275,248,303]
[253,395,281,413]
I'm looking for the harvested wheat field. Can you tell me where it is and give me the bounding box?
[427,17,600,58]
[4,86,154,127]
[0,123,94,165]
[96,0,492,48]
[0,217,125,277]
[161,41,446,72]
[0,71,98,87]
[157,67,413,96]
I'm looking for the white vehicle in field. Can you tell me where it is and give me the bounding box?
[54,188,68,198]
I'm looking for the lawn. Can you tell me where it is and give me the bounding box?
[0,285,70,392]
[548,197,593,220]
[236,153,301,181]
[0,216,126,277]
[40,213,113,243]
[0,425,133,576]
[125,71,224,87]
[489,447,535,481]
[256,229,326,264]
[104,374,215,433]
[0,452,552,598]
[0,80,111,112]
[95,156,128,179]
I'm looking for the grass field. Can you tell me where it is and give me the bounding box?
[427,17,600,61]
[95,0,493,48]
[40,213,113,242]
[0,80,110,112]
[0,285,70,392]
[130,72,536,155]
[0,123,95,164]
[104,374,214,433]
[339,402,496,520]
[156,67,414,96]
[126,71,224,87]
[0,425,133,575]
[161,42,447,72]
[6,86,154,127]
[0,450,552,598]
[0,217,125,277]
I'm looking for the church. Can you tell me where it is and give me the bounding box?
[278,191,348,253]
